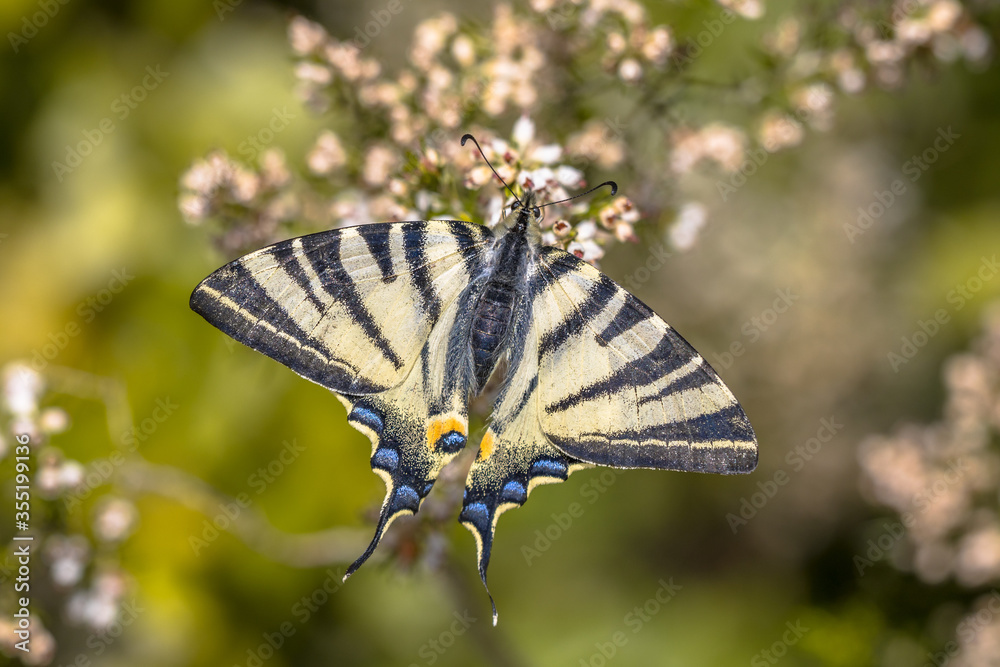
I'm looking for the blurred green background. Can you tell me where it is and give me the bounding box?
[2,0,1000,666]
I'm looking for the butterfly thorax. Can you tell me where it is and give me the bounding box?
[468,192,541,392]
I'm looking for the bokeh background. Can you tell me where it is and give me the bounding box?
[2,0,1000,665]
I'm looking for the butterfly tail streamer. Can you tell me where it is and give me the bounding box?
[337,388,470,581]
[460,421,585,624]
[458,486,501,625]
[343,482,422,580]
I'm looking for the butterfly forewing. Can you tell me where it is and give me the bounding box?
[190,221,490,395]
[531,248,757,473]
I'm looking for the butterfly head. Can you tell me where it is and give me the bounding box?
[509,189,541,226]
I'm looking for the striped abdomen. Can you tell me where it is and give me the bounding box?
[470,281,520,390]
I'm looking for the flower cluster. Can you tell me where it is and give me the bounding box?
[181,0,994,263]
[858,304,1000,652]
[0,364,138,664]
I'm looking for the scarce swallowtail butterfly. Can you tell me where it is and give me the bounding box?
[190,134,758,624]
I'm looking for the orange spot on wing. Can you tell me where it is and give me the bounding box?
[477,430,496,461]
[426,415,467,450]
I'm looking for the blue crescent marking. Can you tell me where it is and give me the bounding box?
[530,458,568,479]
[349,405,384,432]
[500,480,527,504]
[371,448,399,471]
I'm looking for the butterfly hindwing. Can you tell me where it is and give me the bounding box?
[338,281,478,577]
[532,248,757,473]
[459,308,591,623]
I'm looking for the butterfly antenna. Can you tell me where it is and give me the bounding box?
[539,180,618,209]
[461,134,520,204]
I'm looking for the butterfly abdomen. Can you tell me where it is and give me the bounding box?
[470,281,521,391]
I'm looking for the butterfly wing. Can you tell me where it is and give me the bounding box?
[459,247,757,622]
[460,301,591,624]
[532,247,757,472]
[191,220,491,576]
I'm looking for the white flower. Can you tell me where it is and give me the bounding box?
[93,497,139,543]
[528,143,562,164]
[3,363,44,417]
[288,16,328,55]
[556,165,584,188]
[512,115,535,148]
[669,202,708,251]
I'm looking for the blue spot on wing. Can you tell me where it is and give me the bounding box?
[349,405,384,432]
[500,480,527,504]
[393,485,420,512]
[530,458,568,479]
[438,431,466,453]
[371,448,398,472]
[460,502,491,529]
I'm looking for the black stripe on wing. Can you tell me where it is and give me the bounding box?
[301,232,405,370]
[358,222,396,282]
[537,272,619,356]
[547,403,757,474]
[190,259,387,394]
[403,222,441,321]
[544,335,690,414]
[594,294,656,342]
[635,360,717,406]
[449,221,494,277]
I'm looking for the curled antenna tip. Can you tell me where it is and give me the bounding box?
[538,179,620,209]
[460,132,519,204]
[341,572,352,583]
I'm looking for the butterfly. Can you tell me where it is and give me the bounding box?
[190,135,757,624]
